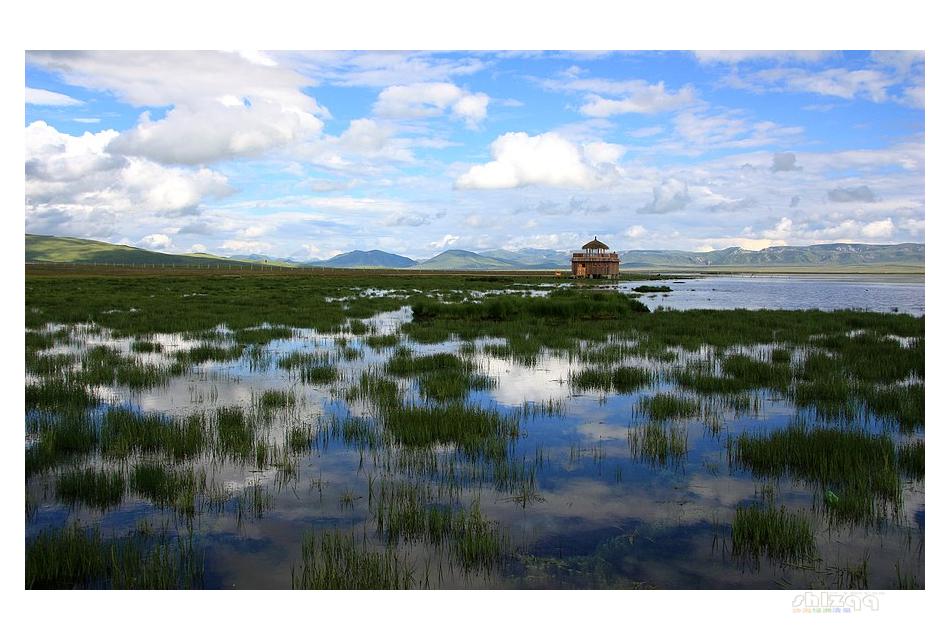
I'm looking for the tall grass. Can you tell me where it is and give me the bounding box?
[55,467,125,511]
[292,530,416,589]
[732,504,816,563]
[26,525,204,589]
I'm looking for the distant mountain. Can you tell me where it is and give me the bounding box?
[415,249,520,270]
[26,234,924,271]
[479,248,570,269]
[314,250,417,269]
[26,234,252,267]
[617,243,925,268]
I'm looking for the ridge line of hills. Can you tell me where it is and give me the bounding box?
[26,234,925,270]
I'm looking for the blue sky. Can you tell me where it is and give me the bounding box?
[25,50,924,259]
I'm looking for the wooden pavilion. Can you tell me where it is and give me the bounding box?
[571,237,620,279]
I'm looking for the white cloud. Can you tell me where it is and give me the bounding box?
[694,51,832,65]
[455,132,621,190]
[862,218,895,238]
[624,225,647,239]
[140,233,172,249]
[373,82,489,127]
[26,87,83,106]
[637,178,690,214]
[109,100,324,165]
[190,243,208,253]
[579,81,694,117]
[221,239,273,254]
[25,120,232,238]
[29,50,329,165]
[429,234,459,250]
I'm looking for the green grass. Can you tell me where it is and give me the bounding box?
[571,365,652,394]
[633,285,672,293]
[26,410,99,476]
[130,462,207,517]
[234,326,294,345]
[215,406,255,461]
[732,504,816,563]
[897,440,924,480]
[637,393,700,421]
[26,524,204,589]
[728,425,903,525]
[374,482,508,573]
[301,363,338,385]
[257,389,297,410]
[26,378,99,412]
[292,530,416,589]
[55,467,125,511]
[130,339,163,353]
[365,334,400,350]
[628,423,688,467]
[174,342,244,365]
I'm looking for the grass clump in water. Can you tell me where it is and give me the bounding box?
[637,393,700,421]
[26,410,99,476]
[897,440,924,480]
[301,363,338,385]
[572,365,651,394]
[728,424,903,525]
[292,530,416,589]
[732,504,816,563]
[55,467,125,511]
[628,423,688,467]
[26,524,203,589]
[130,462,207,516]
[365,333,399,350]
[257,389,297,410]
[234,326,293,345]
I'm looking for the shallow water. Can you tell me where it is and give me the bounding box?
[26,293,925,588]
[618,274,925,316]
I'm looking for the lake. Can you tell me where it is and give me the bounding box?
[619,274,925,315]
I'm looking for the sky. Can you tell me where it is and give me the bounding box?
[24,50,925,260]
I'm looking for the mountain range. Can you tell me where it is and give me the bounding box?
[26,234,925,271]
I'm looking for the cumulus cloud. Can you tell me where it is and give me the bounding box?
[637,178,690,214]
[862,217,895,238]
[429,234,459,250]
[373,82,489,127]
[455,132,622,190]
[29,50,329,165]
[771,152,802,172]
[25,120,232,237]
[579,81,694,117]
[625,225,647,239]
[828,185,877,202]
[140,233,172,250]
[26,87,83,106]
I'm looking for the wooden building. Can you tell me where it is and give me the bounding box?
[571,237,620,279]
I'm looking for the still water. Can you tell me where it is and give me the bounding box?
[26,276,925,589]
[620,274,924,316]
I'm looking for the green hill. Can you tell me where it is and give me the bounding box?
[26,234,252,267]
[415,250,520,270]
[315,250,417,268]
